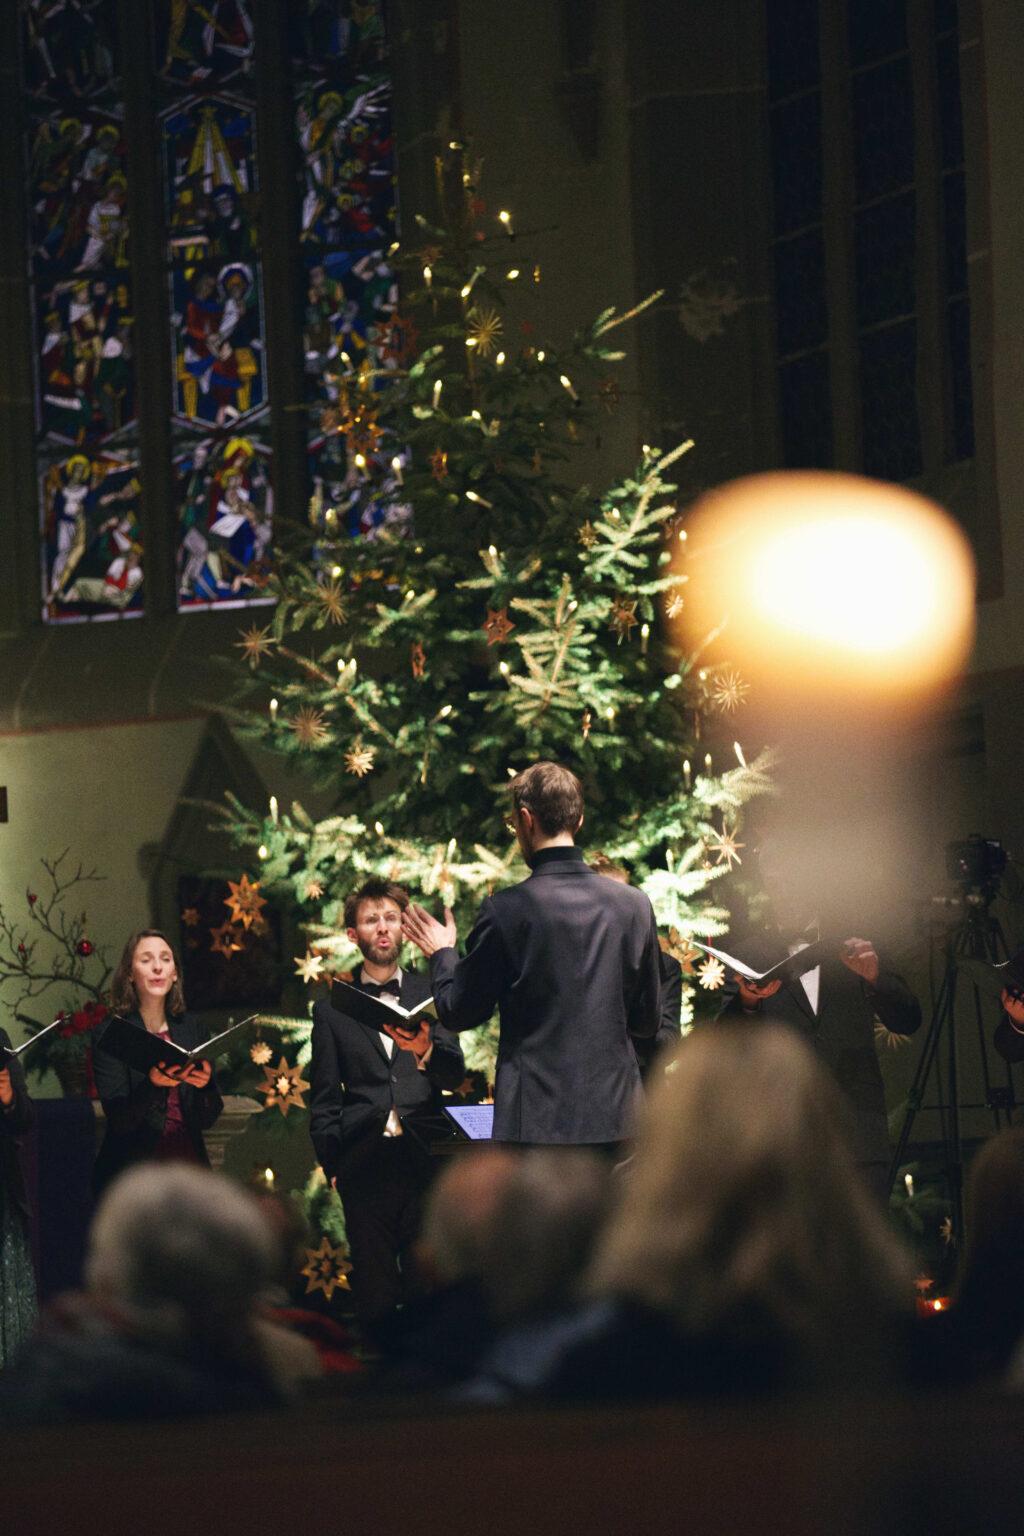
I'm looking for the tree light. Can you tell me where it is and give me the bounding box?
[269,698,279,722]
[331,564,342,578]
[423,264,432,287]
[507,268,520,280]
[734,741,747,768]
[487,544,498,557]
[269,795,279,825]
[466,490,493,508]
[704,752,713,773]
[605,706,616,721]
[498,209,514,238]
[432,379,443,408]
[499,660,510,676]
[465,335,478,348]
[460,282,473,299]
[257,844,269,860]
[559,374,578,403]
[374,821,385,836]
[438,704,453,718]
[683,759,692,789]
[536,350,546,362]
[391,455,403,483]
[640,622,650,654]
[354,452,367,469]
[495,351,506,366]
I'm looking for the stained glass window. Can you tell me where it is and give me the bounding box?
[22,0,144,623]
[293,1,404,544]
[153,0,273,611]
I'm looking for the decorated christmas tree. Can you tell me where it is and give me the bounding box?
[213,146,772,1072]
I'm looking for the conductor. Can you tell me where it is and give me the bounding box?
[402,761,662,1149]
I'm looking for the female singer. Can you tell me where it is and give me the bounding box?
[92,929,223,1198]
[0,1025,37,1364]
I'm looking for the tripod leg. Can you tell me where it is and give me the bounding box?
[888,961,955,1192]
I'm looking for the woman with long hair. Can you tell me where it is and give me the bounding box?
[92,929,223,1198]
[535,1021,914,1401]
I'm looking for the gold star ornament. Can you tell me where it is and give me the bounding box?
[344,739,376,777]
[290,707,331,748]
[224,873,267,930]
[258,1056,311,1117]
[608,596,639,642]
[710,668,750,713]
[708,829,745,869]
[698,956,726,991]
[482,607,516,645]
[577,520,598,550]
[235,623,275,670]
[317,579,346,625]
[250,1040,273,1066]
[180,907,200,928]
[294,950,325,984]
[209,920,243,959]
[467,305,503,358]
[301,1236,352,1301]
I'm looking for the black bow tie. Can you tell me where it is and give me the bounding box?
[362,980,400,1000]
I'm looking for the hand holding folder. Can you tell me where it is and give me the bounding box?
[330,979,436,1039]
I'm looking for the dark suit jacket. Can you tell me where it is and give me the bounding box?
[0,1026,34,1225]
[634,952,683,1081]
[309,969,466,1183]
[719,943,921,1166]
[429,846,662,1144]
[91,1011,224,1196]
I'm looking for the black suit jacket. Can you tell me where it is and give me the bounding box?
[719,944,921,1166]
[91,1011,224,1196]
[429,847,662,1144]
[309,969,466,1183]
[0,1026,34,1226]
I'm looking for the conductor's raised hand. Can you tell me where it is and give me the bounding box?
[840,937,880,986]
[402,903,457,958]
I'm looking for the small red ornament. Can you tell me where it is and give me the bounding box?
[27,892,37,906]
[76,938,94,957]
[17,942,26,956]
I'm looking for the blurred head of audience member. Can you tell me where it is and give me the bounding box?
[955,1126,1024,1383]
[548,1022,912,1399]
[419,1147,522,1295]
[0,1165,290,1423]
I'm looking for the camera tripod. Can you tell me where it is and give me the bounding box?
[888,894,1017,1242]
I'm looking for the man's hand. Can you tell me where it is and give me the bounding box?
[402,903,457,958]
[841,938,880,986]
[0,1067,14,1108]
[180,1059,213,1088]
[381,1016,433,1060]
[1002,988,1024,1032]
[734,976,783,1010]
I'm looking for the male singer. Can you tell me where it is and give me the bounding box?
[309,877,465,1330]
[402,762,662,1147]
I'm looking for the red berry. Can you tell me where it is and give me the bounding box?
[76,938,94,957]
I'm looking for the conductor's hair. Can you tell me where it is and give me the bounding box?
[344,876,410,930]
[509,761,584,837]
[110,929,186,1017]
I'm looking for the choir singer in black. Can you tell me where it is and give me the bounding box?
[402,762,662,1150]
[309,878,465,1332]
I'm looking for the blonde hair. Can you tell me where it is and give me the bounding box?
[590,1023,911,1367]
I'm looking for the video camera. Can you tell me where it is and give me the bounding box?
[945,834,1007,899]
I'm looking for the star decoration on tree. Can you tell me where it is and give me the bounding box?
[250,1039,273,1066]
[710,668,750,713]
[581,708,592,741]
[291,707,331,748]
[698,956,726,991]
[301,1236,352,1301]
[665,591,685,620]
[294,950,325,984]
[234,623,275,670]
[467,305,503,358]
[482,607,516,645]
[608,596,639,643]
[874,1021,912,1051]
[344,739,376,778]
[597,377,620,413]
[304,879,324,902]
[210,920,243,959]
[940,1216,955,1246]
[257,1056,311,1117]
[662,929,700,976]
[708,828,745,869]
[577,520,598,550]
[429,448,448,481]
[180,907,200,928]
[224,873,267,930]
[317,580,346,624]
[410,641,426,679]
[376,311,419,368]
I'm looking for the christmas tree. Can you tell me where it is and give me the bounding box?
[214,146,772,1070]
